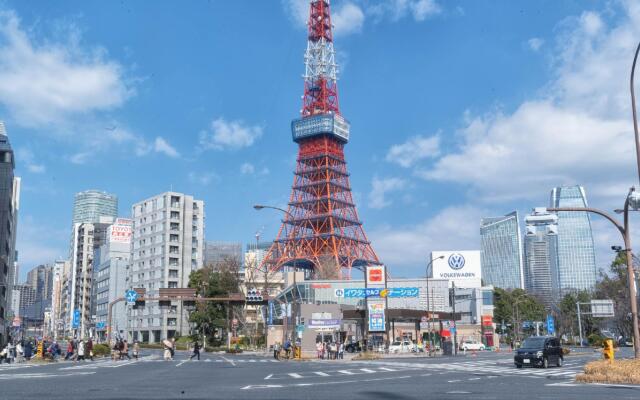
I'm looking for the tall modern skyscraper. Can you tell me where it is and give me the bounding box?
[72,190,118,225]
[0,121,20,347]
[524,209,559,303]
[128,192,204,342]
[480,211,524,289]
[550,186,597,293]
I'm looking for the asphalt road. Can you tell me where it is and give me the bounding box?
[0,348,638,400]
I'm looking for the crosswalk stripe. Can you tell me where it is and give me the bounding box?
[314,372,329,376]
[288,373,303,378]
[360,369,376,374]
[337,370,355,375]
[378,367,397,372]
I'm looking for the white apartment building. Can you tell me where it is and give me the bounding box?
[67,219,112,339]
[128,192,204,343]
[50,260,69,339]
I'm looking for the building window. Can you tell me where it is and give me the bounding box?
[168,270,178,278]
[168,281,178,289]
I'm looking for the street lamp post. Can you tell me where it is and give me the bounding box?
[425,255,444,356]
[253,204,299,346]
[548,195,640,358]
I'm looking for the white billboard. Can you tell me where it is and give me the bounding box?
[430,251,482,288]
[108,218,132,244]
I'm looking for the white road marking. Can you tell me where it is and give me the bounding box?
[264,374,273,380]
[176,360,188,367]
[242,375,414,390]
[288,373,303,378]
[360,368,376,374]
[337,370,355,375]
[221,356,236,367]
[313,372,329,376]
[0,371,96,380]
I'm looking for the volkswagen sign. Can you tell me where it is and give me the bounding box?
[430,251,482,288]
[448,253,466,270]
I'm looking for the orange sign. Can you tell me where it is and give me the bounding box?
[366,266,386,285]
[481,315,493,326]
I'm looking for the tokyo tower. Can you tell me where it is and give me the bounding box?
[261,0,381,280]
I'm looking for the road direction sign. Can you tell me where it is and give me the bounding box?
[72,309,80,328]
[125,289,138,305]
[546,315,555,335]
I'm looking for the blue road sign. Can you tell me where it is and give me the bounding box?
[96,321,106,330]
[72,309,80,328]
[125,289,138,305]
[546,315,555,335]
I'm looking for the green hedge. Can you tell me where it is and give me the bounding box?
[93,344,110,357]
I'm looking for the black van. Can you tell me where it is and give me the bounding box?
[513,336,563,368]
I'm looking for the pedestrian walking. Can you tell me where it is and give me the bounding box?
[339,342,344,360]
[190,341,201,360]
[283,339,291,359]
[6,342,15,364]
[77,340,85,361]
[132,341,140,360]
[162,339,173,361]
[273,342,280,360]
[16,341,24,363]
[0,345,7,363]
[316,341,322,359]
[86,338,94,361]
[65,341,74,360]
[24,341,33,360]
[170,338,176,359]
[122,340,131,360]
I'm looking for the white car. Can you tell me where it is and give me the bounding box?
[459,340,485,351]
[388,340,412,353]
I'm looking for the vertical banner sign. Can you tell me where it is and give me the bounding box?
[368,303,385,332]
[546,315,555,335]
[72,309,80,329]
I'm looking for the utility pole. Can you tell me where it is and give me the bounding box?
[576,302,583,347]
[452,282,457,355]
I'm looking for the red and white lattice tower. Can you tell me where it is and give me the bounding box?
[261,0,381,280]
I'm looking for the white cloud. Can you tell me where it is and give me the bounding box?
[240,162,255,174]
[0,10,132,127]
[16,147,45,173]
[188,171,219,186]
[283,0,364,36]
[368,176,407,209]
[369,205,485,271]
[199,117,263,150]
[241,162,270,176]
[528,37,544,51]
[153,137,180,158]
[369,0,442,22]
[415,2,640,205]
[332,3,365,36]
[385,134,440,168]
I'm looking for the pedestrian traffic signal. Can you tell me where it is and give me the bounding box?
[246,288,264,303]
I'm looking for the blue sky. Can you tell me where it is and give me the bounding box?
[2,0,639,280]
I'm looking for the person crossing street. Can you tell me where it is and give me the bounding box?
[190,341,201,361]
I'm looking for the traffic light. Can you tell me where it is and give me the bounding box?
[246,288,264,303]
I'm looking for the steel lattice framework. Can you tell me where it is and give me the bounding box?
[261,0,381,280]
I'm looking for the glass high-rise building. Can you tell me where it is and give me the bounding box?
[480,211,524,289]
[524,209,559,304]
[550,185,597,293]
[72,190,118,224]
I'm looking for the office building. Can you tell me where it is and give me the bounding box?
[128,192,204,342]
[0,121,19,347]
[72,190,118,225]
[94,218,132,341]
[50,260,69,338]
[550,186,597,293]
[480,212,524,289]
[204,241,242,270]
[27,264,54,306]
[524,209,559,303]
